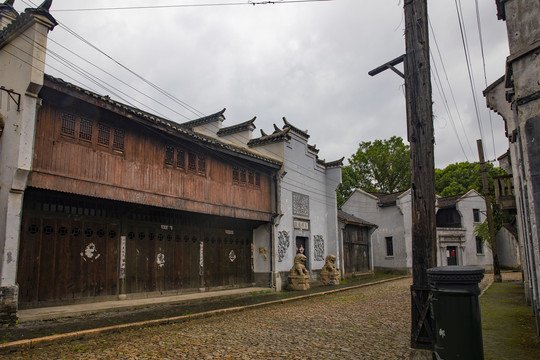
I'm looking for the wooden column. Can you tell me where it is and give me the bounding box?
[404,0,436,350]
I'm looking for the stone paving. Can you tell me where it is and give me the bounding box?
[2,277,415,359]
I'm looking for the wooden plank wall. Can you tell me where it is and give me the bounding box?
[31,101,273,220]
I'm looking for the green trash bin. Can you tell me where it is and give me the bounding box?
[427,266,485,360]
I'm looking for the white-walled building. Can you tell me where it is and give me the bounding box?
[341,189,493,273]
[180,115,343,290]
[213,118,343,290]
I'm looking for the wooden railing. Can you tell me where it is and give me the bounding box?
[493,175,516,211]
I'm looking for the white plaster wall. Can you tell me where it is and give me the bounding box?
[0,16,54,286]
[273,133,341,275]
[342,190,408,272]
[455,191,493,268]
[219,130,252,147]
[496,227,521,268]
[250,142,285,162]
[192,119,223,137]
[253,224,271,273]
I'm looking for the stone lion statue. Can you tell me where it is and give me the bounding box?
[321,254,337,273]
[320,254,340,285]
[290,253,309,276]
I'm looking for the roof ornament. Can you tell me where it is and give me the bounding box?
[282,116,308,134]
[38,0,52,11]
[273,124,281,133]
[260,129,268,137]
[282,117,290,126]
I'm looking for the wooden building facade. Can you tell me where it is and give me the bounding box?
[16,76,280,307]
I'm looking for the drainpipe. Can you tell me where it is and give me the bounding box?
[270,174,280,289]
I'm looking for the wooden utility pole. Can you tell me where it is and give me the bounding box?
[477,139,502,282]
[404,0,436,351]
[369,0,436,352]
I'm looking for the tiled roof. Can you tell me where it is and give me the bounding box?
[180,108,226,130]
[43,75,282,169]
[0,1,57,47]
[217,117,256,136]
[307,144,320,154]
[248,128,291,147]
[338,210,377,228]
[370,190,408,207]
[316,157,344,169]
[437,194,463,208]
[282,117,309,139]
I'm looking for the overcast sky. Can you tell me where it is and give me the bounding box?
[15,0,510,168]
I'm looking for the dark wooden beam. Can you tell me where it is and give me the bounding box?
[368,54,406,79]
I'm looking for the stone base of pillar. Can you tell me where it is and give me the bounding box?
[320,270,341,285]
[287,275,310,291]
[0,285,18,327]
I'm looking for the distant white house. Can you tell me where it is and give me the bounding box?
[341,189,493,273]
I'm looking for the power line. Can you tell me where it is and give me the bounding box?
[45,36,193,120]
[474,0,497,159]
[430,48,469,162]
[20,0,206,119]
[11,27,177,119]
[52,0,334,12]
[429,19,476,159]
[454,0,486,157]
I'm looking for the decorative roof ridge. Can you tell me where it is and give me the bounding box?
[0,0,57,46]
[0,1,18,19]
[338,210,377,227]
[180,108,226,129]
[282,117,309,139]
[248,127,291,147]
[307,144,319,154]
[323,157,344,169]
[315,156,343,168]
[42,74,282,168]
[369,189,409,207]
[217,116,256,136]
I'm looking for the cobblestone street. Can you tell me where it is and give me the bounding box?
[3,278,412,360]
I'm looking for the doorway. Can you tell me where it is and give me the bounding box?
[446,246,458,266]
[295,236,309,270]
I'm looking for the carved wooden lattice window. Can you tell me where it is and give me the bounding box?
[79,118,93,141]
[197,155,206,175]
[177,149,185,169]
[165,145,174,165]
[61,113,76,137]
[248,170,255,185]
[239,168,246,184]
[188,152,197,172]
[98,124,110,145]
[255,172,261,187]
[233,166,239,184]
[113,128,125,151]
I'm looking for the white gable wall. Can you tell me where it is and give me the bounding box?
[454,191,493,269]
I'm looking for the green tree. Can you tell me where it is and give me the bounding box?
[435,161,511,238]
[434,161,505,197]
[337,136,410,206]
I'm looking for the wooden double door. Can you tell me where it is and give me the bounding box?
[343,225,370,274]
[124,223,252,294]
[18,216,119,305]
[17,190,255,307]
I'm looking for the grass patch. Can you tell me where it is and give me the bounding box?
[481,281,540,360]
